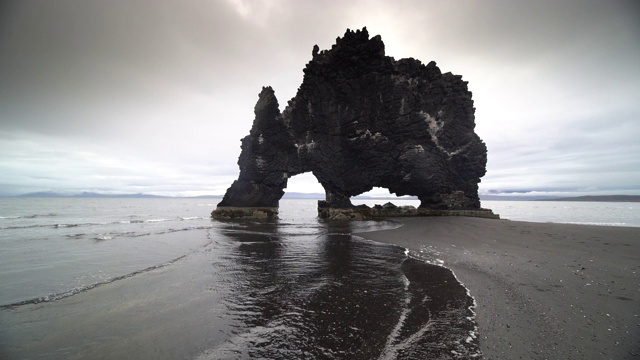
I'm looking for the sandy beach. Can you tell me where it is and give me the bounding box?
[358,217,640,359]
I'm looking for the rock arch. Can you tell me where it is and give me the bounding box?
[213,28,490,219]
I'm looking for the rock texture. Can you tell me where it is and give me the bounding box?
[214,28,488,218]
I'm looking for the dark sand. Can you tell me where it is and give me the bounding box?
[357,217,640,359]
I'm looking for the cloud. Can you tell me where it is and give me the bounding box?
[0,131,237,196]
[0,0,639,197]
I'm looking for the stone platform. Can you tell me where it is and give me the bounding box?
[211,202,499,221]
[317,202,499,220]
[211,207,278,220]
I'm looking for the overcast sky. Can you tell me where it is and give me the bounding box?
[1,0,639,197]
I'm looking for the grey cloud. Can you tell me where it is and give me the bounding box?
[2,1,264,130]
[1,0,639,197]
[417,0,640,62]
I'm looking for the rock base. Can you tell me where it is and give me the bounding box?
[318,202,499,220]
[211,207,278,220]
[211,204,499,221]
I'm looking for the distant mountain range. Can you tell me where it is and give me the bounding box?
[15,191,411,200]
[16,191,220,199]
[482,195,640,202]
[16,191,164,198]
[536,195,640,202]
[14,192,640,202]
[479,195,559,201]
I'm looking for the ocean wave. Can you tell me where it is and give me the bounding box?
[91,228,182,240]
[69,231,142,241]
[1,214,58,220]
[65,233,86,239]
[24,213,58,218]
[54,222,107,229]
[0,217,208,230]
[129,232,152,237]
[0,213,59,220]
[408,246,482,358]
[97,231,152,239]
[1,223,82,230]
[180,216,207,220]
[0,253,189,309]
[127,217,204,223]
[0,234,216,309]
[379,269,413,360]
[54,223,81,228]
[155,226,213,235]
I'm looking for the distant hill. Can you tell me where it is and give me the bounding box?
[17,191,67,198]
[18,191,167,198]
[21,192,635,202]
[537,195,640,202]
[16,192,226,198]
[75,192,167,198]
[480,195,560,201]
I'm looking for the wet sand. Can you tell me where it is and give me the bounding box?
[357,217,640,359]
[1,220,478,360]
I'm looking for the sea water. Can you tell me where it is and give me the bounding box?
[0,198,479,359]
[1,197,637,359]
[481,200,640,227]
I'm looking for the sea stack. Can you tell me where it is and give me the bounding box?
[213,28,495,219]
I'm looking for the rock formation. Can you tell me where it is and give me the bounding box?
[213,28,490,219]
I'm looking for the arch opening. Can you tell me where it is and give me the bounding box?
[283,172,324,198]
[278,172,325,220]
[351,187,421,208]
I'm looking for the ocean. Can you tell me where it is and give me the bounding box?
[0,197,638,359]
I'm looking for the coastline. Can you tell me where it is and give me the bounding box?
[356,217,640,359]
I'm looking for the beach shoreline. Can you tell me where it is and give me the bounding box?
[356,217,640,359]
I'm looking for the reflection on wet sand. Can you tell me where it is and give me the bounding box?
[210,219,479,359]
[1,218,479,360]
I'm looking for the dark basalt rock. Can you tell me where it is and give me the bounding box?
[214,28,489,218]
